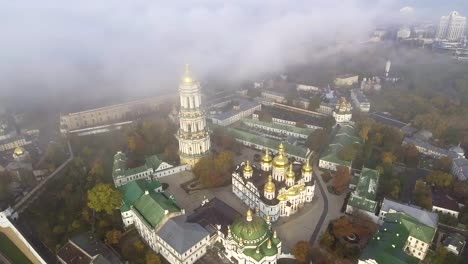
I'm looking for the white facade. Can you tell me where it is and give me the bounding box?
[211,104,261,126]
[176,65,211,166]
[432,206,459,218]
[452,158,468,181]
[406,236,430,260]
[0,137,31,152]
[350,89,370,112]
[261,91,286,103]
[437,11,466,41]
[334,75,359,87]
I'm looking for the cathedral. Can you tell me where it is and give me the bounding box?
[175,65,211,166]
[232,143,315,222]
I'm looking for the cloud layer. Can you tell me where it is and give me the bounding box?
[0,0,465,103]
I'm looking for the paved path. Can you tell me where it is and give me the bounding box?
[309,163,329,244]
[13,140,74,213]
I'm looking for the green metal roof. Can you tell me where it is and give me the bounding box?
[231,215,269,244]
[133,192,180,229]
[242,238,279,261]
[360,212,436,264]
[348,168,380,213]
[222,126,308,158]
[241,118,315,137]
[118,179,162,209]
[320,124,360,168]
[113,152,163,178]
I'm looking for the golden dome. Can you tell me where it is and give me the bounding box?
[246,209,253,218]
[264,175,276,193]
[302,158,313,173]
[286,164,295,179]
[262,148,272,163]
[182,64,194,84]
[244,160,253,173]
[14,147,24,156]
[272,143,288,168]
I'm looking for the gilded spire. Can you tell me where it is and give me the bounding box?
[246,209,253,222]
[286,164,295,179]
[182,64,194,84]
[302,157,313,173]
[262,148,272,163]
[273,230,277,238]
[244,160,253,173]
[264,175,276,193]
[267,239,272,249]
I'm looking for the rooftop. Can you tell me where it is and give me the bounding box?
[360,212,436,264]
[133,192,181,229]
[210,99,261,121]
[187,198,241,236]
[156,215,210,255]
[242,118,315,137]
[443,233,466,253]
[259,104,327,127]
[320,123,360,168]
[347,168,380,213]
[381,198,438,228]
[369,112,409,129]
[432,191,460,212]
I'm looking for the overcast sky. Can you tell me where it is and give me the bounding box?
[0,0,466,104]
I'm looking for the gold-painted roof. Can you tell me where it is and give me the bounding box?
[264,175,276,193]
[246,209,253,217]
[243,160,253,173]
[262,148,272,163]
[302,158,313,173]
[278,184,306,200]
[14,147,24,156]
[182,64,194,84]
[286,164,295,179]
[272,143,288,168]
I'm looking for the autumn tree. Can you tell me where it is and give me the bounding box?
[145,252,162,264]
[133,239,145,254]
[381,151,397,167]
[413,180,432,210]
[401,144,419,167]
[193,151,234,188]
[435,156,453,173]
[426,170,454,189]
[359,122,371,143]
[163,144,179,164]
[87,184,122,215]
[292,241,311,264]
[106,229,122,245]
[332,166,351,194]
[332,216,353,237]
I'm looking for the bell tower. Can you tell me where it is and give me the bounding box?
[175,64,211,166]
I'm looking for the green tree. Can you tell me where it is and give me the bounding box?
[338,144,359,162]
[292,241,311,264]
[308,96,321,111]
[401,144,419,167]
[87,184,122,215]
[305,129,328,152]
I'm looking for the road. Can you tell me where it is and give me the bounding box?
[309,161,329,244]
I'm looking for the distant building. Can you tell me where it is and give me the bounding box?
[346,168,380,222]
[437,11,466,42]
[334,74,359,87]
[402,136,461,159]
[118,180,210,264]
[443,233,466,256]
[296,84,320,92]
[452,157,468,181]
[112,151,183,187]
[359,212,437,263]
[350,89,370,112]
[253,104,328,130]
[319,123,360,171]
[0,135,32,152]
[57,232,123,264]
[332,97,352,123]
[210,99,261,126]
[60,96,171,135]
[360,77,382,91]
[242,118,314,140]
[397,26,411,39]
[432,191,460,218]
[378,198,439,228]
[260,91,286,103]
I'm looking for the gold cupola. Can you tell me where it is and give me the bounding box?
[264,175,276,193]
[262,148,272,163]
[302,158,313,173]
[286,164,295,179]
[272,143,288,168]
[246,209,253,222]
[244,160,253,173]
